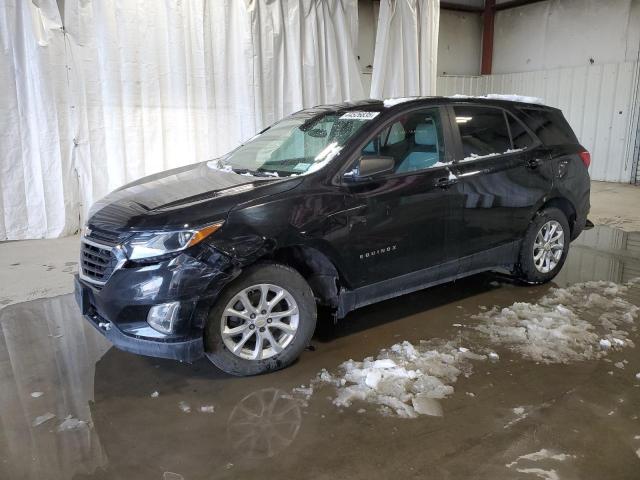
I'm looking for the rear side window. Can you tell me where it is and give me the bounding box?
[506,113,535,150]
[517,108,578,146]
[453,106,511,157]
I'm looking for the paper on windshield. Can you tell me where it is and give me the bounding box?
[339,111,380,120]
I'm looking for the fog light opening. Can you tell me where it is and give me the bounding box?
[147,301,181,334]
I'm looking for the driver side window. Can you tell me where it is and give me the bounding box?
[359,108,446,175]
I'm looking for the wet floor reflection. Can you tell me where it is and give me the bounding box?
[0,295,110,479]
[227,388,302,460]
[556,226,640,285]
[0,226,639,479]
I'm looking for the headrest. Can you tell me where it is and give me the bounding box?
[386,122,406,145]
[415,122,437,146]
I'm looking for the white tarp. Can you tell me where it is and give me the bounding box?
[0,0,364,240]
[0,1,76,239]
[370,0,439,99]
[247,0,364,126]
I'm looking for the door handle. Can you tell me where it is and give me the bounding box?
[436,177,459,189]
[349,216,367,229]
[526,158,541,169]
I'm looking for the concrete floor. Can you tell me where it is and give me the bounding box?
[589,181,640,232]
[0,235,79,309]
[0,182,639,480]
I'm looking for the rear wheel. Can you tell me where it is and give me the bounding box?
[515,207,570,284]
[204,263,316,376]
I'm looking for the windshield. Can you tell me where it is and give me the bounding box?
[219,110,379,176]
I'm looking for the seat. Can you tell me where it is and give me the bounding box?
[363,122,406,155]
[395,121,440,173]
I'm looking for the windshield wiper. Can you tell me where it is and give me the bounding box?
[229,167,253,175]
[209,158,281,177]
[231,167,280,178]
[255,169,281,178]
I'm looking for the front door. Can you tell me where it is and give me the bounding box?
[332,107,463,289]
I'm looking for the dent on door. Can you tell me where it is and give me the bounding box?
[454,150,554,258]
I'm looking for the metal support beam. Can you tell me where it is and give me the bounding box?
[481,0,495,75]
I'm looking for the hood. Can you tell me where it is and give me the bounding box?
[88,161,302,232]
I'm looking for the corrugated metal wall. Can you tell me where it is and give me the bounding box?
[437,62,640,183]
[633,111,640,185]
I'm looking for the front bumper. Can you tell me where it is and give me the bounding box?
[78,294,204,362]
[74,245,237,362]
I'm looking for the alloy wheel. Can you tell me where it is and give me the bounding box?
[221,284,299,361]
[532,220,565,274]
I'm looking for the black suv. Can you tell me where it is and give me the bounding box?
[75,96,591,375]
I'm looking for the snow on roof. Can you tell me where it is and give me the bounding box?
[449,93,545,105]
[382,93,545,108]
[383,97,420,107]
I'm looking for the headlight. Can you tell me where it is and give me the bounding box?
[124,222,224,260]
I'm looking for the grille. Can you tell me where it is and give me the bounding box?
[86,226,122,246]
[80,240,118,284]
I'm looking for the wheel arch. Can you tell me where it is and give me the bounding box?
[268,245,343,309]
[536,197,577,237]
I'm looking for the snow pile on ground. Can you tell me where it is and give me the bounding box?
[32,412,56,427]
[289,385,314,407]
[317,340,485,418]
[57,415,88,432]
[315,279,638,417]
[474,280,639,363]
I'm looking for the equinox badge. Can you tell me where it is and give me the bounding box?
[360,245,397,260]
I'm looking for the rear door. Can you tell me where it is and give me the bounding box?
[448,104,555,262]
[516,107,590,234]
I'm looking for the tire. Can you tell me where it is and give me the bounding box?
[204,262,316,376]
[515,207,570,284]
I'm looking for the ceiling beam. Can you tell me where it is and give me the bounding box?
[440,2,484,13]
[495,0,548,11]
[441,0,547,13]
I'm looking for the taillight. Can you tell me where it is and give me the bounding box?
[579,150,591,168]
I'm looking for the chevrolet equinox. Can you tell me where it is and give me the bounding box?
[75,96,591,376]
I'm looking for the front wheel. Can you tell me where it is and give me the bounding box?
[204,263,317,376]
[515,207,570,284]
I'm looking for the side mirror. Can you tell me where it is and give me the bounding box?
[354,156,395,179]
